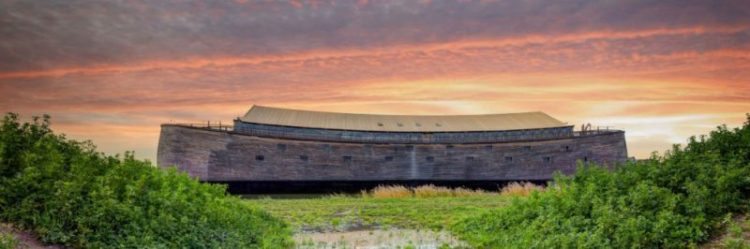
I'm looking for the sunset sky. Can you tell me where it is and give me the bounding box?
[1,0,749,162]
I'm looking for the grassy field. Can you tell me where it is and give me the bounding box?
[247,185,528,248]
[702,215,750,249]
[250,194,512,232]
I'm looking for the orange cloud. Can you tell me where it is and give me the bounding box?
[3,0,749,164]
[2,24,748,163]
[1,25,746,80]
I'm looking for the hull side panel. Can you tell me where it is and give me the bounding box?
[158,125,627,182]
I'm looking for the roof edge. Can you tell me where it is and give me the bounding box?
[240,105,568,132]
[245,105,555,118]
[236,120,574,133]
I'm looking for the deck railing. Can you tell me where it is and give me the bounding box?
[573,127,617,137]
[165,121,619,143]
[234,122,584,144]
[165,121,233,132]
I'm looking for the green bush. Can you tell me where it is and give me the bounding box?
[0,113,292,248]
[452,114,750,248]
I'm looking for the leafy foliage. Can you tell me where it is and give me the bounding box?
[0,113,292,248]
[452,114,750,248]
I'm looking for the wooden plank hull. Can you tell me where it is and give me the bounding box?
[158,124,628,193]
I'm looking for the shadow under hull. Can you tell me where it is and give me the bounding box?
[209,180,551,194]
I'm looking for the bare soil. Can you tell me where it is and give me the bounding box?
[294,228,467,249]
[701,215,750,249]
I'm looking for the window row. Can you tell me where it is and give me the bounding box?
[272,143,575,152]
[253,155,591,164]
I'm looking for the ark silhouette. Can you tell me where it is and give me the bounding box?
[158,105,628,193]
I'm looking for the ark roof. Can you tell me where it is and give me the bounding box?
[239,105,569,132]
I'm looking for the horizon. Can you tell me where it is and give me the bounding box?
[2,0,749,162]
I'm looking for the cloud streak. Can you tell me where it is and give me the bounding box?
[1,0,748,161]
[1,24,748,79]
[2,0,749,71]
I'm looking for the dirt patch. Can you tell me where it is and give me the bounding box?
[294,228,467,249]
[0,224,63,249]
[701,215,750,249]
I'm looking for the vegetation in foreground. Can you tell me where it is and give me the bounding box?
[452,115,750,248]
[0,114,292,248]
[3,111,749,249]
[253,183,540,248]
[253,194,511,232]
[0,232,18,249]
[253,183,541,233]
[701,215,750,249]
[256,195,510,231]
[294,228,467,249]
[361,183,542,199]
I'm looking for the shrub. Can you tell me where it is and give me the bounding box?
[452,187,490,197]
[367,185,413,198]
[414,184,454,198]
[452,114,750,248]
[0,113,292,248]
[499,182,544,197]
[364,184,493,198]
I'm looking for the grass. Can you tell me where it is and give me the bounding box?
[499,181,545,197]
[249,183,541,233]
[361,183,543,199]
[367,185,413,198]
[0,232,18,249]
[250,184,532,247]
[293,228,466,249]
[250,194,512,232]
[412,184,459,198]
[703,214,750,249]
[724,216,750,249]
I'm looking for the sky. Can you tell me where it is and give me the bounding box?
[1,0,749,162]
